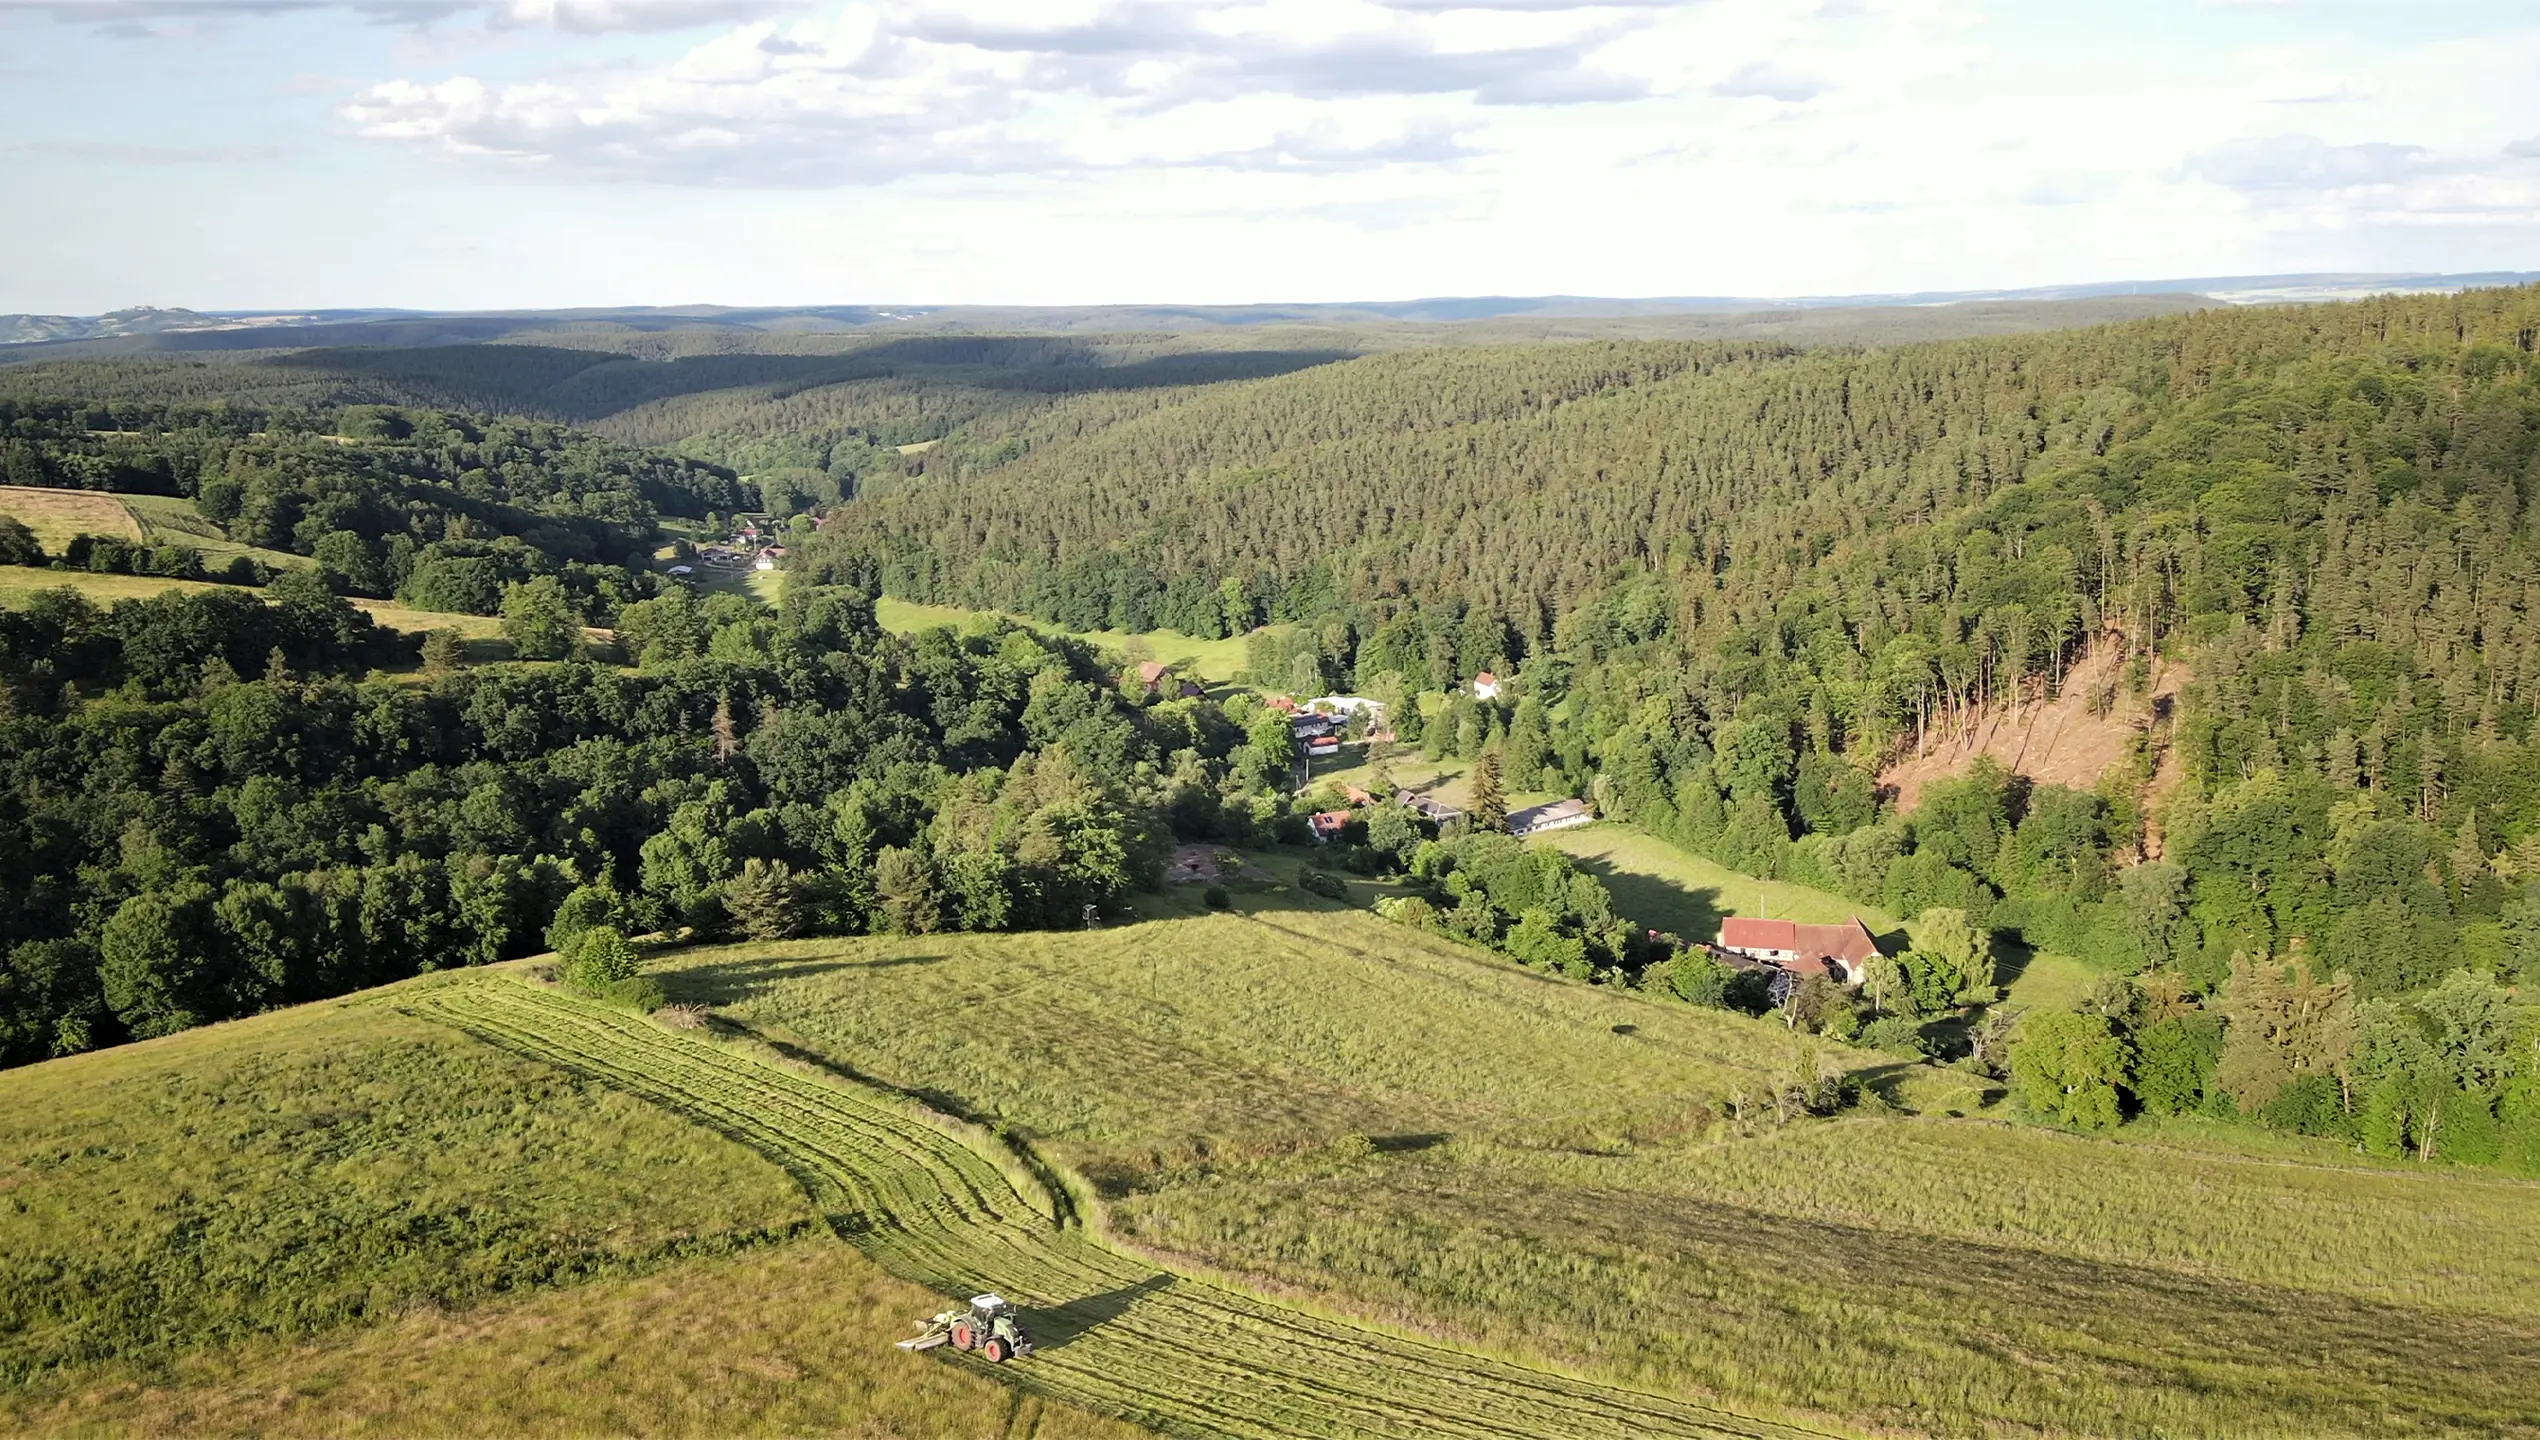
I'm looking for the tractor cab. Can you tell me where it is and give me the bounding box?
[969,1294,1012,1326]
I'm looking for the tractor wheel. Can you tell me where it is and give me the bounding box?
[983,1337,1010,1364]
[951,1324,974,1351]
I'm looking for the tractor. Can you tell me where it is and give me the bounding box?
[896,1294,1035,1363]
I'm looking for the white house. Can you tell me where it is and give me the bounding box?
[1470,671,1501,700]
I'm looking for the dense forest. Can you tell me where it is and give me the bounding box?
[0,573,1359,1064]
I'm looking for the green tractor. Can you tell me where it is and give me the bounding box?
[898,1293,1035,1363]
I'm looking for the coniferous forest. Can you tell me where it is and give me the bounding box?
[4,286,2539,1167]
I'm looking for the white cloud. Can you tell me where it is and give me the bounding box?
[338,0,1672,184]
[2189,134,2430,191]
[0,0,803,33]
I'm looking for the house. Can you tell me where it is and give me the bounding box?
[1342,785,1376,806]
[1405,794,1463,825]
[1471,671,1501,700]
[1508,797,1594,838]
[1179,680,1208,699]
[1304,695,1385,719]
[1715,915,1884,986]
[1266,696,1300,714]
[1292,714,1341,740]
[1135,659,1171,687]
[1309,809,1353,842]
[753,553,777,572]
[1305,734,1342,757]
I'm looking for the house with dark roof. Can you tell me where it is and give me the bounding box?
[1508,797,1594,838]
[1715,916,1884,986]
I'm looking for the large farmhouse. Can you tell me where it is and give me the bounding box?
[1715,916,1884,986]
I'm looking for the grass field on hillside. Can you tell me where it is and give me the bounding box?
[1541,823,1901,941]
[17,1239,1146,1440]
[0,486,143,548]
[664,898,2540,1439]
[0,978,810,1387]
[118,492,310,572]
[875,596,1268,684]
[0,976,1149,1439]
[0,566,549,664]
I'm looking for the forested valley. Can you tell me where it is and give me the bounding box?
[5,287,2539,1171]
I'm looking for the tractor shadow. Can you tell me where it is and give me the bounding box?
[1028,1273,1179,1353]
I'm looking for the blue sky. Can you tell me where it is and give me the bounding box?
[3,0,2536,312]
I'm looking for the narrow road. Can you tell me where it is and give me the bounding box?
[409,978,1831,1440]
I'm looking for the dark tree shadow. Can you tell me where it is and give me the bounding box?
[661,953,924,1005]
[1558,852,1728,940]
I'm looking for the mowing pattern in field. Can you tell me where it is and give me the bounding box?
[407,978,1825,1440]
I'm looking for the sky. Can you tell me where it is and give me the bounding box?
[2,0,2537,312]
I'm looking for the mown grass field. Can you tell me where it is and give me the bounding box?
[662,893,2540,1439]
[0,976,1150,1439]
[875,597,1267,684]
[0,486,143,548]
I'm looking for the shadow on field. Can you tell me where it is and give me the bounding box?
[1030,1274,1179,1353]
[666,953,925,1004]
[1559,852,1726,940]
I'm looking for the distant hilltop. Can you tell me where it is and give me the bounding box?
[4,272,2537,351]
[0,305,323,346]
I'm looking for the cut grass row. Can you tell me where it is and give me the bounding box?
[408,975,1822,1440]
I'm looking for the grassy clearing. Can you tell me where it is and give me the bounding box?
[118,492,309,572]
[14,1240,1147,1440]
[0,487,143,548]
[874,596,1267,684]
[1541,823,1900,942]
[0,565,503,648]
[668,899,2540,1439]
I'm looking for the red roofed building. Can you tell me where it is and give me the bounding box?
[1716,916,1883,986]
[1309,810,1353,842]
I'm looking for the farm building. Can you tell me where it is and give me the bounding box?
[1508,798,1593,837]
[1715,916,1884,986]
